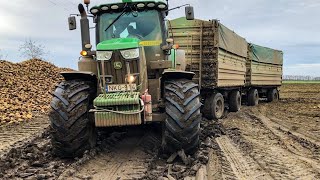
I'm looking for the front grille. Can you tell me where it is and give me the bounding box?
[98,51,140,84]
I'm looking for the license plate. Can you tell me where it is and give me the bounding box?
[106,84,137,92]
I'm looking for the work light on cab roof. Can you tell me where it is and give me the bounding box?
[89,0,168,15]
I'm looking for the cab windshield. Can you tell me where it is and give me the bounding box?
[99,10,162,42]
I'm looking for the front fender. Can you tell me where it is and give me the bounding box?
[162,70,195,80]
[61,71,97,82]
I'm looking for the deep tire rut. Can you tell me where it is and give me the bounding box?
[64,127,161,180]
[0,115,49,156]
[225,108,320,179]
[216,136,273,180]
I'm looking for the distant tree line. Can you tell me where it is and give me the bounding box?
[283,75,320,81]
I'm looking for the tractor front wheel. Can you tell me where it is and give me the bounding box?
[49,80,97,158]
[162,79,201,154]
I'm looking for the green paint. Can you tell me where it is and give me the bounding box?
[94,92,140,107]
[97,38,140,51]
[283,81,320,84]
[169,49,176,69]
[122,0,132,2]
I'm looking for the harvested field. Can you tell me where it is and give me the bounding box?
[0,83,319,179]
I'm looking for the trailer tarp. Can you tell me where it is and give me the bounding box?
[216,21,248,58]
[249,43,283,65]
[169,18,248,58]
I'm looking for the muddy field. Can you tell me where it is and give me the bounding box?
[0,83,319,179]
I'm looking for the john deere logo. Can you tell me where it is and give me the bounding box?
[114,62,122,70]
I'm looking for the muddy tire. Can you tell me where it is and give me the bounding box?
[162,79,201,154]
[229,90,241,112]
[203,92,225,120]
[267,89,279,102]
[49,80,97,158]
[248,89,259,106]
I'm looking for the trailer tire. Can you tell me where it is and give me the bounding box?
[162,79,201,154]
[203,92,225,120]
[248,89,259,106]
[267,89,279,102]
[229,91,241,112]
[49,80,97,158]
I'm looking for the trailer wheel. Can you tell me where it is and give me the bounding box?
[267,89,279,102]
[203,92,225,120]
[248,89,259,106]
[49,80,97,158]
[229,90,241,112]
[162,79,201,154]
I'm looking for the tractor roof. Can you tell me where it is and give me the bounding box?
[90,0,168,15]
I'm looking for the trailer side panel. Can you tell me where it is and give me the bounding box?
[247,44,283,86]
[170,18,247,89]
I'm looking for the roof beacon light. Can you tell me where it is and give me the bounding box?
[158,4,166,9]
[147,3,155,8]
[90,8,99,14]
[111,5,119,10]
[101,6,109,11]
[84,0,90,5]
[137,3,145,8]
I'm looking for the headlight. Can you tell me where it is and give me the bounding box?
[96,51,113,60]
[120,48,139,59]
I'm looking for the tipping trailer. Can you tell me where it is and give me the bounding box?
[169,18,283,119]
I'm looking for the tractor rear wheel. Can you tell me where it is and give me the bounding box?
[248,89,259,106]
[49,80,97,158]
[229,90,241,112]
[162,79,201,154]
[203,92,225,120]
[267,89,279,102]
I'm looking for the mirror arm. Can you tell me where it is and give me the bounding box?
[165,4,190,13]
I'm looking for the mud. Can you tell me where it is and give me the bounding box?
[0,114,49,156]
[1,83,320,179]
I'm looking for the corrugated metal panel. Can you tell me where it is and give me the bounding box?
[217,49,246,87]
[95,112,141,127]
[170,18,247,89]
[246,62,282,86]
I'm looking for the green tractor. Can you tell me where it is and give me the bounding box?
[49,0,201,158]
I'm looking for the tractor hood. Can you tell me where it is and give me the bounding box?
[97,38,140,51]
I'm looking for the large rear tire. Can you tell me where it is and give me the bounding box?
[49,80,97,158]
[248,89,259,106]
[229,90,241,112]
[203,92,225,120]
[267,89,279,102]
[162,79,201,154]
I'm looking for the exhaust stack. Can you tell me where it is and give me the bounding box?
[78,4,91,51]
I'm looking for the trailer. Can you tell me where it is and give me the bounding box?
[169,18,283,119]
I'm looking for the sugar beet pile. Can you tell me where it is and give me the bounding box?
[0,59,72,124]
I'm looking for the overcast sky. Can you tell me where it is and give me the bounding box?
[1,0,319,76]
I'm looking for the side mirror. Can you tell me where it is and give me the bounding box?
[185,6,194,20]
[68,16,77,30]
